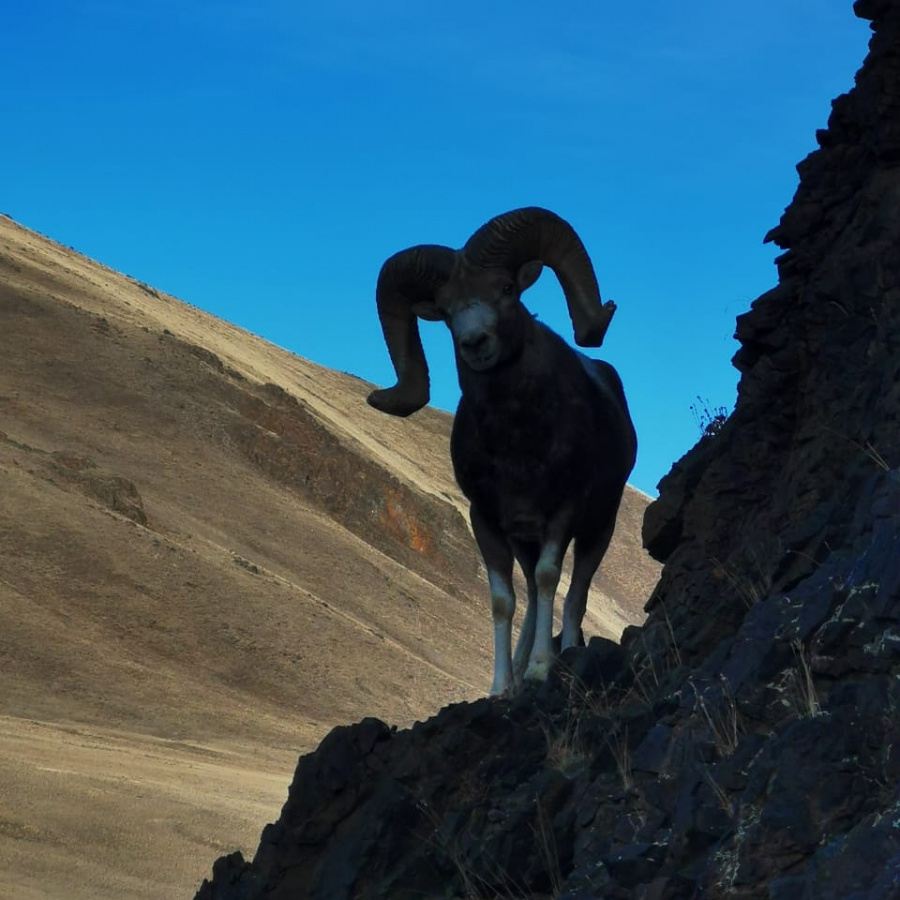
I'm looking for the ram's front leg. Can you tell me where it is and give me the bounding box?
[525,511,574,682]
[471,506,517,696]
[523,541,564,681]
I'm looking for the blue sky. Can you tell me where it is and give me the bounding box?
[1,2,870,495]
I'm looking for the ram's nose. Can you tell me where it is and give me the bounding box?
[459,331,490,357]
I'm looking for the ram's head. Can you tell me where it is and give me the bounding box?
[367,207,616,417]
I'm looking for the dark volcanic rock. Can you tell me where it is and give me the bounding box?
[196,3,900,898]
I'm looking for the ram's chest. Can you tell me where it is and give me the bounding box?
[482,401,557,468]
[454,402,571,524]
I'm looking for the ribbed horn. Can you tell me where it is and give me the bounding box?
[463,207,614,347]
[366,244,457,417]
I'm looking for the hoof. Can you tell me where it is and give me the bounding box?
[489,675,522,698]
[524,658,550,682]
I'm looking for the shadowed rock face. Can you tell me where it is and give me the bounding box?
[195,3,900,897]
[643,0,900,667]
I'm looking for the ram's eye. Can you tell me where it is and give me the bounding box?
[502,282,514,295]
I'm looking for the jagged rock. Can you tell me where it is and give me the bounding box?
[83,473,148,524]
[195,2,900,898]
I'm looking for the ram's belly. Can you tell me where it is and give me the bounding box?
[483,470,558,542]
[472,456,615,545]
[499,506,546,543]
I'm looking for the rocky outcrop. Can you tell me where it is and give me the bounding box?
[0,437,150,526]
[215,368,481,600]
[642,0,900,662]
[194,2,900,897]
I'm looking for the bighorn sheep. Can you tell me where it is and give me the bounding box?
[368,207,636,696]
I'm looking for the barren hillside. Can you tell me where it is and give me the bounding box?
[0,214,657,899]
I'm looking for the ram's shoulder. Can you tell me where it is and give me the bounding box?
[576,353,626,403]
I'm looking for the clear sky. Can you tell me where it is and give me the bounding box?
[1,2,871,496]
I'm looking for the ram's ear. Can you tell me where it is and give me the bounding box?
[517,260,543,292]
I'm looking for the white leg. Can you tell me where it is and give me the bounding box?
[470,505,517,697]
[488,569,516,696]
[525,541,563,682]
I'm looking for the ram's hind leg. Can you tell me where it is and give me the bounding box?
[562,517,616,650]
[471,506,517,697]
[512,543,538,685]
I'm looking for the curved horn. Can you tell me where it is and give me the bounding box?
[462,207,615,347]
[367,244,457,417]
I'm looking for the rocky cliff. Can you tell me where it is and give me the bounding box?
[194,1,900,896]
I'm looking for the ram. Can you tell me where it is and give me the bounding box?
[368,207,636,695]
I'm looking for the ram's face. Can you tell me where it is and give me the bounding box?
[417,262,543,372]
[442,269,519,371]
